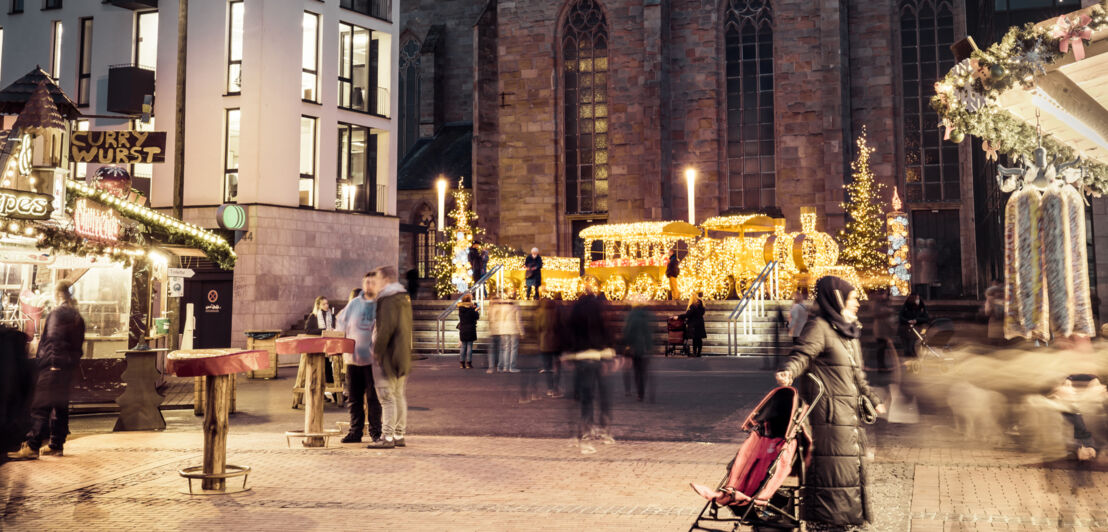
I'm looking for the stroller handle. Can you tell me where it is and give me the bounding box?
[794,373,825,426]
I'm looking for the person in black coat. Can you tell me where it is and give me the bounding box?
[468,243,485,284]
[563,282,614,450]
[898,293,930,358]
[775,276,885,529]
[524,248,543,300]
[10,282,86,459]
[683,293,707,357]
[666,248,680,300]
[0,324,34,462]
[456,294,479,369]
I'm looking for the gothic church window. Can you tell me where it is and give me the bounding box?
[561,0,609,215]
[724,0,774,210]
[399,38,421,160]
[899,0,959,202]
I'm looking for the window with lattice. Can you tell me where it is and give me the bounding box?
[399,38,421,160]
[561,0,609,215]
[724,0,774,210]
[900,0,959,203]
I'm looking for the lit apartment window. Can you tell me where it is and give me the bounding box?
[302,12,319,102]
[300,116,317,207]
[227,0,244,94]
[72,119,89,179]
[224,109,241,202]
[135,11,157,69]
[43,0,60,9]
[336,122,377,212]
[77,18,92,107]
[0,29,4,76]
[9,1,23,14]
[50,20,62,79]
[338,22,371,112]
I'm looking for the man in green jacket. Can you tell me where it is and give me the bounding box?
[366,265,413,449]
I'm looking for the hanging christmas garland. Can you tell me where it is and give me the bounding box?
[931,2,1108,196]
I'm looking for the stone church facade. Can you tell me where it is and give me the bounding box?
[398,0,1107,308]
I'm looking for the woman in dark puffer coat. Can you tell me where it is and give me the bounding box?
[775,276,885,531]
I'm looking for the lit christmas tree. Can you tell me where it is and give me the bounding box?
[432,181,478,298]
[837,127,889,277]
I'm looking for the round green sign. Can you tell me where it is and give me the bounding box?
[217,204,246,230]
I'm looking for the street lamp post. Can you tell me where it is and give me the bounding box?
[685,168,696,225]
[436,177,447,232]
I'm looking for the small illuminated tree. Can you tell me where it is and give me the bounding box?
[838,127,888,276]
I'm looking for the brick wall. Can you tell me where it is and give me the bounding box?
[184,206,398,347]
[848,0,898,201]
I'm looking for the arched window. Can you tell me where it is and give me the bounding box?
[399,38,422,160]
[413,204,436,278]
[899,0,958,202]
[561,0,609,214]
[724,0,774,210]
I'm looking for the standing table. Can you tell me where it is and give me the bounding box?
[276,335,354,447]
[166,348,268,494]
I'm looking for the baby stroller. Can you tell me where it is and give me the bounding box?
[905,318,956,374]
[666,315,690,357]
[688,375,824,531]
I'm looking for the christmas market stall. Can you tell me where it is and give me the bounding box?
[932,2,1108,341]
[0,70,236,407]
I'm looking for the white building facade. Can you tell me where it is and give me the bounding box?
[0,0,399,346]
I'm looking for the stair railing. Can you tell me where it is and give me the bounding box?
[727,260,778,356]
[435,264,503,354]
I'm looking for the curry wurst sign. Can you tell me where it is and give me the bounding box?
[71,131,167,165]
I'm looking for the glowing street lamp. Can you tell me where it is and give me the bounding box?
[685,167,697,225]
[436,176,447,232]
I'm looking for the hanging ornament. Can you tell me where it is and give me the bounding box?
[982,140,999,162]
[949,129,965,144]
[988,64,1008,82]
[997,146,1079,192]
[90,165,132,198]
[1050,14,1093,61]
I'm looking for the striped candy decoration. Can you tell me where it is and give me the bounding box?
[1040,186,1073,336]
[1063,185,1095,337]
[1004,189,1047,340]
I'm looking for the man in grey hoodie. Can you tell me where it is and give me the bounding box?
[366,265,413,449]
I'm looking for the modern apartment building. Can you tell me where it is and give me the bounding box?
[0,0,399,347]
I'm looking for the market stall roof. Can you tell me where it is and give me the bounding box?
[699,213,780,233]
[578,221,701,241]
[932,3,1108,194]
[11,80,66,134]
[0,67,80,120]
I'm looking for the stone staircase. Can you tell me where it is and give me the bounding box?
[412,299,793,357]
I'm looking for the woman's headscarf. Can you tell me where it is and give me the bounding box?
[813,276,860,339]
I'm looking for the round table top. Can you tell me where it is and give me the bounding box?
[275,335,354,355]
[166,349,269,377]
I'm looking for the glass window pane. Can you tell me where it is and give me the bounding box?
[229,1,244,61]
[225,109,240,171]
[136,12,158,69]
[302,12,318,71]
[299,116,316,177]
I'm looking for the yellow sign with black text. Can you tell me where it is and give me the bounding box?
[70,131,167,165]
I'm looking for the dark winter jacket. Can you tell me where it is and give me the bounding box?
[373,283,413,379]
[0,325,34,453]
[566,294,609,353]
[468,247,485,279]
[37,305,85,370]
[524,255,543,281]
[535,299,560,353]
[457,304,479,343]
[683,301,707,340]
[665,253,680,278]
[779,315,882,526]
[622,306,656,357]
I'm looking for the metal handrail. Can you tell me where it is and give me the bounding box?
[727,260,778,356]
[435,264,503,354]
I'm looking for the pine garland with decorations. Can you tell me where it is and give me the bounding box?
[838,128,889,277]
[931,2,1108,196]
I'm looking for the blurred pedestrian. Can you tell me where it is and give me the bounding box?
[870,289,898,372]
[525,247,543,300]
[366,266,413,449]
[787,289,809,344]
[336,273,382,444]
[486,300,504,373]
[9,282,85,459]
[684,292,707,357]
[898,293,930,359]
[666,247,680,300]
[457,294,479,369]
[622,297,655,401]
[775,276,885,530]
[1,325,34,463]
[564,280,615,453]
[495,299,522,373]
[984,279,1005,346]
[405,267,420,300]
[536,296,563,397]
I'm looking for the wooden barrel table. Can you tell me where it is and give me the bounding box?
[166,348,268,494]
[276,336,355,448]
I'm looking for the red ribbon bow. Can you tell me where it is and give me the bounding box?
[982,140,998,162]
[1052,15,1093,61]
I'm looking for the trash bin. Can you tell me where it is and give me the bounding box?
[244,330,282,379]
